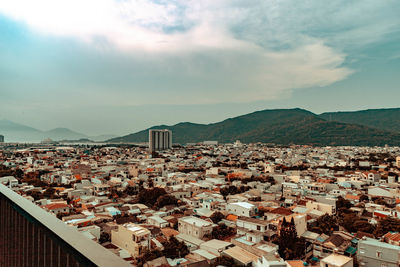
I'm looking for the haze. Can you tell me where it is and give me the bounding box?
[1,0,400,136]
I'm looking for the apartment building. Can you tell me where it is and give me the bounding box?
[149,129,172,152]
[357,237,400,267]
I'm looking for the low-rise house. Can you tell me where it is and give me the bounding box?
[320,253,353,267]
[111,223,151,258]
[147,216,169,228]
[178,216,215,239]
[198,239,233,256]
[227,202,257,217]
[42,202,70,216]
[222,246,260,266]
[0,176,18,188]
[306,200,336,215]
[383,232,400,246]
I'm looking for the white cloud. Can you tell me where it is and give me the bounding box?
[2,0,381,104]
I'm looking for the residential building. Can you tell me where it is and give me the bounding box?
[357,237,400,267]
[227,202,257,217]
[111,223,151,258]
[320,254,353,267]
[178,216,215,239]
[149,129,172,152]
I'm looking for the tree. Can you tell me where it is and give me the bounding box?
[276,217,305,260]
[310,214,338,235]
[99,232,110,244]
[162,236,189,259]
[137,249,163,267]
[137,187,167,207]
[337,196,352,210]
[154,194,178,209]
[374,217,400,237]
[43,187,56,199]
[211,224,236,240]
[124,186,138,196]
[147,178,154,188]
[210,211,225,224]
[353,219,375,234]
[212,256,239,267]
[360,195,369,202]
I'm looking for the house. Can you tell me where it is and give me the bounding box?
[357,237,400,267]
[227,202,257,217]
[0,176,18,188]
[222,246,260,266]
[147,216,169,228]
[368,187,393,199]
[42,203,70,216]
[306,201,336,215]
[314,232,354,258]
[320,254,353,267]
[178,216,215,239]
[383,232,400,246]
[199,239,234,255]
[111,223,151,258]
[236,217,269,232]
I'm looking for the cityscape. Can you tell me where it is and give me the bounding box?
[1,1,400,267]
[1,130,400,266]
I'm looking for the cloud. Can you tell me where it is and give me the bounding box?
[1,0,398,105]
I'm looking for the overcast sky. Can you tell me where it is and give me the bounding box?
[1,0,400,136]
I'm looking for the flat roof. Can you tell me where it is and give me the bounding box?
[223,246,259,264]
[180,216,213,227]
[200,239,232,249]
[322,254,352,266]
[360,237,400,250]
[230,202,255,209]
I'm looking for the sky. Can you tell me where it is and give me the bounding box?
[1,0,400,136]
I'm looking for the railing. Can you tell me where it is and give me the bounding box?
[0,183,131,267]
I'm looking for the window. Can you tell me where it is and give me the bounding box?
[257,225,261,231]
[376,251,382,258]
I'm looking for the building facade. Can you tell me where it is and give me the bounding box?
[178,216,214,239]
[149,129,172,152]
[0,135,4,143]
[0,184,130,267]
[357,237,400,267]
[111,223,151,258]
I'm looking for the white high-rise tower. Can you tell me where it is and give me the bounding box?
[149,129,172,152]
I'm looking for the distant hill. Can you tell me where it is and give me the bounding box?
[89,134,118,142]
[0,119,44,142]
[44,128,87,141]
[108,108,400,146]
[0,120,114,142]
[320,108,400,133]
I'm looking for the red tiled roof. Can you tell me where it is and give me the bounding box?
[384,232,400,242]
[270,207,293,216]
[43,203,69,210]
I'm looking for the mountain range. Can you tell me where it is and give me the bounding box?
[108,108,400,146]
[0,120,116,142]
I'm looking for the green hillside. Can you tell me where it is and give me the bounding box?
[320,108,400,133]
[108,108,400,146]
